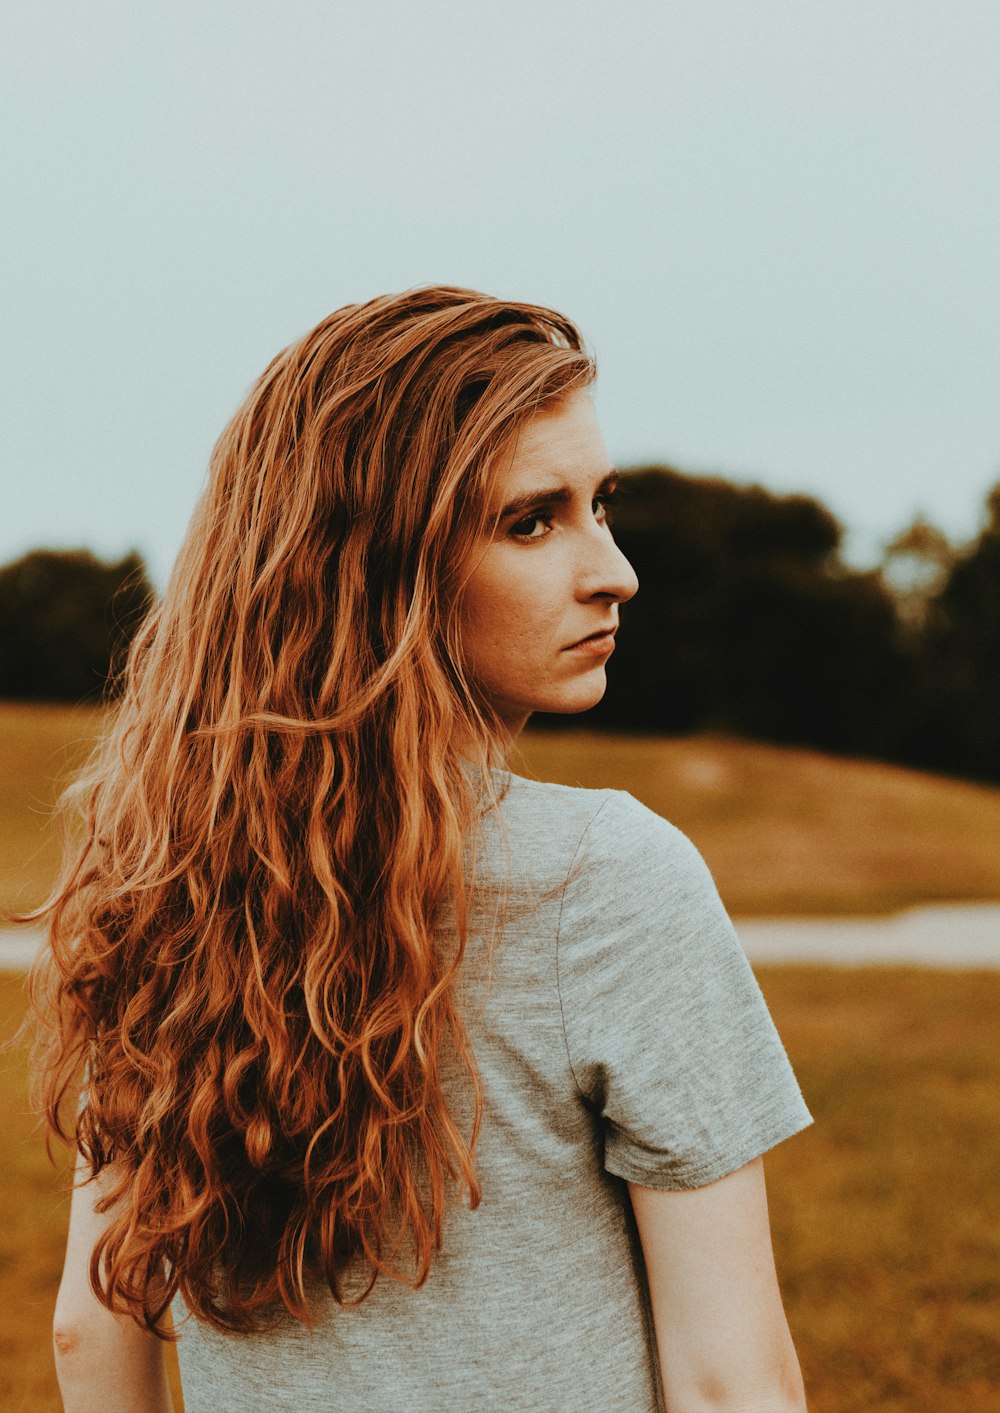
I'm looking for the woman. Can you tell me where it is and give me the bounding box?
[33,286,811,1411]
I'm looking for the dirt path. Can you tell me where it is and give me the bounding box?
[0,929,45,971]
[3,904,1000,972]
[734,902,1000,967]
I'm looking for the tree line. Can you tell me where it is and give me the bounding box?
[583,468,1000,784]
[2,468,999,782]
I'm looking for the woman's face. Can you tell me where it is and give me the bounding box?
[458,391,639,735]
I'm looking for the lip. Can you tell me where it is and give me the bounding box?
[564,627,618,653]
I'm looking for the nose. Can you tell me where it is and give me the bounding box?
[576,528,639,604]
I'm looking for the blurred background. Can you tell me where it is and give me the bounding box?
[2,3,999,1409]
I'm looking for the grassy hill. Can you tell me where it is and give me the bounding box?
[4,702,1000,919]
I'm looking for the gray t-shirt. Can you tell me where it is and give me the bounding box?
[174,775,812,1411]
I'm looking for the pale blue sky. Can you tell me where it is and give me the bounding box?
[4,1,999,588]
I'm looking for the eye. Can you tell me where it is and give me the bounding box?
[594,486,619,525]
[509,511,553,542]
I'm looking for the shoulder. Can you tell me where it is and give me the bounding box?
[563,787,718,915]
[497,772,681,857]
[546,787,737,986]
[574,787,691,858]
[484,770,617,875]
[491,773,719,927]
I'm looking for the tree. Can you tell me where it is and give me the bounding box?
[915,484,1000,779]
[0,548,155,702]
[880,516,954,634]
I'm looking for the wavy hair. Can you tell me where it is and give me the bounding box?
[26,286,594,1333]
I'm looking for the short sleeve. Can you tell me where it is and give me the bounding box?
[555,791,812,1189]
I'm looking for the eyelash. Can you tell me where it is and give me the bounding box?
[510,488,620,543]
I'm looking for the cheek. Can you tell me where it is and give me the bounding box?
[461,557,556,656]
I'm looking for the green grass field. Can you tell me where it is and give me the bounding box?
[4,703,1000,1409]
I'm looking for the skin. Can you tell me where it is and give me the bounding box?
[458,391,638,734]
[53,1161,171,1412]
[629,1162,807,1411]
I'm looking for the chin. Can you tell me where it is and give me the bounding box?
[537,679,609,716]
[494,669,609,725]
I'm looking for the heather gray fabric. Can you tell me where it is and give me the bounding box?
[174,775,812,1412]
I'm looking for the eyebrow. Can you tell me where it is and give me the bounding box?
[497,468,620,522]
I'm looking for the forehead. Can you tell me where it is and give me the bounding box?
[499,393,612,493]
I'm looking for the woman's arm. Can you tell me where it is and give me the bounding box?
[628,1157,807,1413]
[52,1158,173,1413]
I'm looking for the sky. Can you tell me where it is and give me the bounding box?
[4,0,999,590]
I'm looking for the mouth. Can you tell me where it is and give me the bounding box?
[564,626,618,651]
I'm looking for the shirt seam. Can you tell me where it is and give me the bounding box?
[554,789,619,1107]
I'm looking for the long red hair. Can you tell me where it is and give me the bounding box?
[27,286,594,1333]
